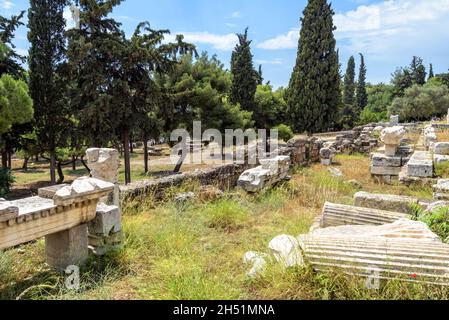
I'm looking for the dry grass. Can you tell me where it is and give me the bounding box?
[0,154,444,300]
[437,130,449,143]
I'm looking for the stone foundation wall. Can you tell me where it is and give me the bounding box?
[121,137,325,201]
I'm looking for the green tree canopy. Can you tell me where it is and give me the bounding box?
[389,82,449,122]
[0,74,33,135]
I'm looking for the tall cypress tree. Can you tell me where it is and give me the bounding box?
[287,0,341,134]
[356,53,367,111]
[28,0,69,184]
[230,28,258,114]
[429,63,434,80]
[343,56,356,106]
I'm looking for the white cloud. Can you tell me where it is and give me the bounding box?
[0,0,14,10]
[334,0,449,56]
[231,11,241,18]
[167,32,238,51]
[257,29,299,50]
[258,0,449,55]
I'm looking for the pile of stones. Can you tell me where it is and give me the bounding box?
[238,156,291,193]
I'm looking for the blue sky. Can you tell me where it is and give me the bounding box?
[2,0,449,88]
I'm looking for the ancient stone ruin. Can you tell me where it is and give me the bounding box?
[0,148,124,271]
[371,126,407,182]
[238,155,291,193]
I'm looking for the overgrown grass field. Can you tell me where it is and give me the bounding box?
[2,154,448,300]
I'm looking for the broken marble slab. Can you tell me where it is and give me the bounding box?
[53,177,115,206]
[268,235,303,268]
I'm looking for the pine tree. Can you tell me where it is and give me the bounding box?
[0,11,25,78]
[343,56,356,106]
[256,64,263,85]
[230,28,258,114]
[356,53,368,111]
[410,56,426,85]
[28,0,69,184]
[429,63,434,80]
[287,0,341,134]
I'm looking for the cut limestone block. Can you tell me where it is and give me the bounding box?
[88,203,121,235]
[322,202,411,228]
[243,251,268,278]
[371,153,402,167]
[354,192,419,214]
[297,220,449,286]
[45,224,89,272]
[370,166,402,176]
[406,151,434,178]
[86,148,120,184]
[434,143,449,156]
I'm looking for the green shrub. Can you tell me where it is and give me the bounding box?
[0,168,14,197]
[419,206,449,241]
[435,162,449,178]
[273,124,294,142]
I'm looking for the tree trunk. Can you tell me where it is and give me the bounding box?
[56,161,64,184]
[130,134,134,154]
[6,149,12,168]
[123,128,131,185]
[143,131,149,173]
[174,148,187,173]
[22,156,30,171]
[49,149,57,184]
[72,155,76,171]
[35,155,39,162]
[1,150,7,168]
[80,156,91,174]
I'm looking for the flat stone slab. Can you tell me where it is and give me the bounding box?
[371,165,402,176]
[354,192,419,214]
[407,151,434,178]
[11,196,56,216]
[371,153,402,167]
